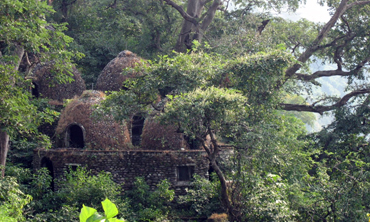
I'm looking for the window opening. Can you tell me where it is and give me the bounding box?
[41,157,54,191]
[65,163,81,175]
[67,124,85,148]
[132,114,145,146]
[177,166,194,181]
[32,82,40,98]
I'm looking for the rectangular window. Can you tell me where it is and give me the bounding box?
[177,166,194,181]
[65,163,81,174]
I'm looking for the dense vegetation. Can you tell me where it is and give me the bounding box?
[2,0,370,221]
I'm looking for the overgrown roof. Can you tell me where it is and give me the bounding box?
[95,50,143,92]
[30,62,86,102]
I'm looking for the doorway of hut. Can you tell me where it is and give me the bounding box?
[132,114,145,146]
[66,124,85,148]
[41,157,55,191]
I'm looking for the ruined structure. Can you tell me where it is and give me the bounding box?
[55,90,131,150]
[29,62,86,102]
[33,149,211,194]
[33,50,231,195]
[95,50,143,92]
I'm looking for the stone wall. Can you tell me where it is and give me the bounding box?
[33,148,211,195]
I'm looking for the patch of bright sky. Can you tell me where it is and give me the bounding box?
[277,1,331,23]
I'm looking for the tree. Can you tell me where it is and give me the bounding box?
[162,0,302,52]
[99,0,370,217]
[49,0,183,87]
[0,0,79,177]
[100,49,300,220]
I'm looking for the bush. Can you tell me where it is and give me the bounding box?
[57,167,123,210]
[124,177,174,222]
[0,176,32,222]
[177,174,223,218]
[25,167,124,221]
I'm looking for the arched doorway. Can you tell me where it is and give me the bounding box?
[40,157,55,191]
[66,124,85,148]
[32,82,40,98]
[131,114,145,146]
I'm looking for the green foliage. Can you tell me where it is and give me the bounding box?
[50,0,182,87]
[227,114,310,221]
[0,0,81,150]
[23,167,123,222]
[177,174,222,218]
[0,176,32,222]
[291,103,370,221]
[161,86,249,143]
[124,177,174,222]
[79,198,126,222]
[57,167,122,210]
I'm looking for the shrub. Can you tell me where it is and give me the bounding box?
[177,174,223,218]
[57,167,122,210]
[0,176,32,222]
[124,177,174,222]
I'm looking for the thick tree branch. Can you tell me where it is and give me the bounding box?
[285,0,350,79]
[295,55,370,81]
[280,88,370,114]
[162,0,198,25]
[347,1,370,8]
[200,0,222,31]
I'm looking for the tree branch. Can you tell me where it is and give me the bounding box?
[295,55,370,81]
[162,0,198,25]
[280,88,370,114]
[285,0,350,79]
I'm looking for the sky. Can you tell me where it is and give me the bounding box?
[278,1,332,23]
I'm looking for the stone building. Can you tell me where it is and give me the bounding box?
[29,62,86,102]
[33,50,232,195]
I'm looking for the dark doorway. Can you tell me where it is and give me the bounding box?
[41,157,55,191]
[67,124,85,148]
[32,82,40,98]
[132,115,145,146]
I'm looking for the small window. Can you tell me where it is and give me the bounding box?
[177,166,194,181]
[65,163,81,175]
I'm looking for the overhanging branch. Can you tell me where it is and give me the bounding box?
[162,0,198,25]
[295,55,370,81]
[280,88,370,114]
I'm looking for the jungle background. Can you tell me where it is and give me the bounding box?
[2,0,370,221]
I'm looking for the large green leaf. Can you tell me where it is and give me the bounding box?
[102,198,118,219]
[79,205,97,222]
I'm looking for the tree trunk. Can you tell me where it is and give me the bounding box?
[174,0,222,52]
[175,0,204,52]
[0,43,24,178]
[0,129,9,178]
[202,129,239,221]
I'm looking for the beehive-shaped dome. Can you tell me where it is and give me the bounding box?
[95,50,143,92]
[30,62,86,102]
[55,90,131,150]
[140,118,189,150]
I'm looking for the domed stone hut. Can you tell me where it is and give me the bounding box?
[94,50,195,150]
[55,90,131,150]
[140,116,191,150]
[95,50,143,92]
[29,62,86,102]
